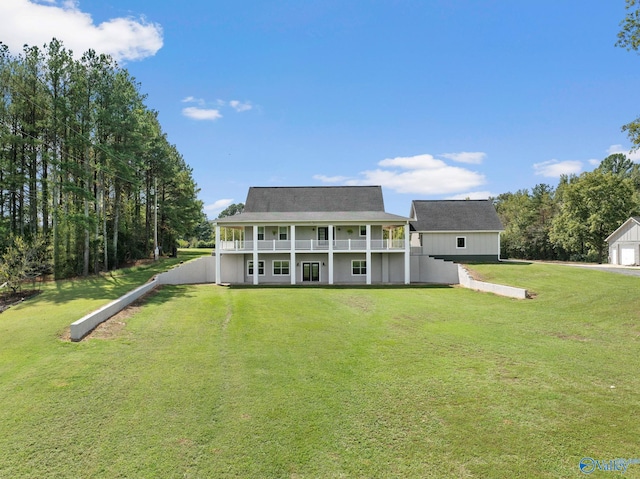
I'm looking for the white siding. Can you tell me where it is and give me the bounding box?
[608,222,640,265]
[610,222,640,243]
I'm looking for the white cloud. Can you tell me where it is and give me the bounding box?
[342,154,486,195]
[313,174,350,183]
[447,191,495,200]
[204,199,234,215]
[587,159,600,166]
[182,96,205,106]
[533,160,583,177]
[182,107,222,121]
[440,151,486,164]
[181,97,253,121]
[0,0,163,62]
[607,144,640,162]
[229,100,253,112]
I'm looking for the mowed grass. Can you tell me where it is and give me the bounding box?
[1,262,639,478]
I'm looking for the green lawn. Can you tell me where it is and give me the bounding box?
[1,261,639,478]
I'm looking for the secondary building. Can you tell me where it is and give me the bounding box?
[409,199,503,262]
[606,216,640,266]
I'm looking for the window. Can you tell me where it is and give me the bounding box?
[352,260,367,275]
[257,226,264,241]
[456,236,466,249]
[247,260,265,276]
[359,225,367,237]
[278,226,288,240]
[318,227,328,241]
[273,260,290,276]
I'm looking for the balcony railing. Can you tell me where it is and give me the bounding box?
[219,239,405,252]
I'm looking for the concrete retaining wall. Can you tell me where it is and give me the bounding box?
[70,256,217,341]
[157,256,216,285]
[457,265,528,299]
[410,255,459,284]
[70,279,158,341]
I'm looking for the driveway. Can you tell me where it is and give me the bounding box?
[510,260,640,278]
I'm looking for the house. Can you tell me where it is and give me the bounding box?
[606,217,640,265]
[214,186,412,285]
[213,187,504,285]
[409,200,503,262]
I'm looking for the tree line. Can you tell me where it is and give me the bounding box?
[495,154,640,262]
[0,39,202,279]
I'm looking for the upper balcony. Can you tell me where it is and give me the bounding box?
[218,238,406,252]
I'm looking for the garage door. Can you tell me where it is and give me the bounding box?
[621,247,636,266]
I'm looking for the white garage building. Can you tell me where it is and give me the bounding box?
[606,217,640,266]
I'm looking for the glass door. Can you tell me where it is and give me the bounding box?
[302,262,320,282]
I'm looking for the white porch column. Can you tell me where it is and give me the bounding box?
[290,225,296,285]
[215,224,221,284]
[404,223,411,284]
[498,231,502,261]
[328,224,334,285]
[366,224,372,285]
[253,225,259,285]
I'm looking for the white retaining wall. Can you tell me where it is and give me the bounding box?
[157,256,216,285]
[69,256,217,341]
[410,255,459,284]
[70,279,159,341]
[457,265,528,299]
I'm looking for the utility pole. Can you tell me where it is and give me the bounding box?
[154,176,159,261]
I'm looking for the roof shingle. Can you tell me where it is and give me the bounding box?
[244,186,385,212]
[410,200,503,232]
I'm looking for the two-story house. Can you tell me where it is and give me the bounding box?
[214,186,411,285]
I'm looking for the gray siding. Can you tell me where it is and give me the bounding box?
[333,254,367,284]
[219,255,244,283]
[243,253,293,284]
[421,232,500,257]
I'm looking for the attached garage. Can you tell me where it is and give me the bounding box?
[606,217,640,266]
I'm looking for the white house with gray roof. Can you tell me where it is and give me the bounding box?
[213,187,503,285]
[214,186,411,285]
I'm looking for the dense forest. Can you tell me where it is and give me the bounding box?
[0,39,202,280]
[495,154,640,262]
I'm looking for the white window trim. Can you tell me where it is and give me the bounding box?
[359,225,367,237]
[257,226,265,241]
[278,226,288,240]
[247,260,265,276]
[456,236,467,249]
[351,259,367,276]
[272,260,290,276]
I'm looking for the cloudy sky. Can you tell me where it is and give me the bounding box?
[2,0,640,215]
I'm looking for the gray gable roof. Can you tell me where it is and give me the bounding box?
[216,186,409,224]
[244,186,385,212]
[410,200,503,232]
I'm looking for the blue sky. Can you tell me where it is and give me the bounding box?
[2,1,640,216]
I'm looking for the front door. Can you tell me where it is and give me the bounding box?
[302,262,320,282]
